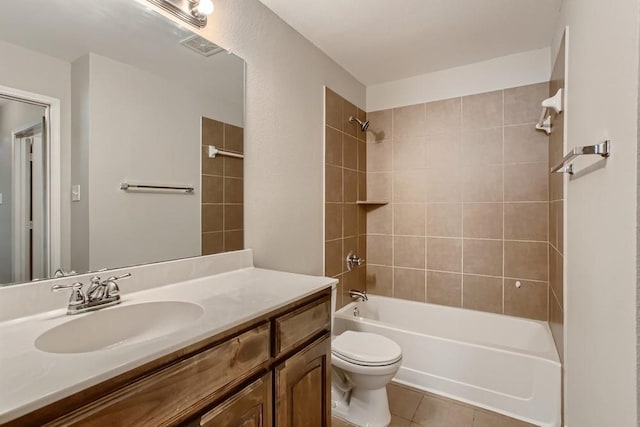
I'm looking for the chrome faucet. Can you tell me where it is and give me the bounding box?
[346,251,365,271]
[349,289,368,302]
[52,273,131,315]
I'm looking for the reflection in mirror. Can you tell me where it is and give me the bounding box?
[0,99,47,283]
[0,0,245,285]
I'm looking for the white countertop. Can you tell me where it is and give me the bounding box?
[0,267,336,423]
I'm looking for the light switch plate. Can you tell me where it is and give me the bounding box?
[0,193,3,205]
[71,185,81,202]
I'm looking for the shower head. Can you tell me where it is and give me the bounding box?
[349,116,370,132]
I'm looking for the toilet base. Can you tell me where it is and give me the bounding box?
[331,384,391,427]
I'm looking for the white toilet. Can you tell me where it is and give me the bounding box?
[331,286,403,427]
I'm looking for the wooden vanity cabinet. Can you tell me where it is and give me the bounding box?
[45,324,272,427]
[5,288,332,427]
[196,373,273,427]
[275,298,331,357]
[274,336,331,427]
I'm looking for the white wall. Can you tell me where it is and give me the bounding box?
[75,53,238,271]
[0,101,46,282]
[70,55,90,273]
[0,40,71,275]
[366,48,550,112]
[551,1,639,426]
[136,0,366,275]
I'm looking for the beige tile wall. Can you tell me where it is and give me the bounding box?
[366,83,550,320]
[549,36,565,362]
[201,117,244,255]
[325,88,367,308]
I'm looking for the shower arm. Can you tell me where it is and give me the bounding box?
[348,116,369,132]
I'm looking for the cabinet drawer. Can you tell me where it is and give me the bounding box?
[47,324,270,427]
[199,373,272,427]
[275,297,330,357]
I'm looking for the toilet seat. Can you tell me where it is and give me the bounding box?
[332,331,402,366]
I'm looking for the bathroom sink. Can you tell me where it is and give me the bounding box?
[35,301,204,354]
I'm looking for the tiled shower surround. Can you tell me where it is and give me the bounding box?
[201,117,244,255]
[324,88,368,308]
[364,83,551,320]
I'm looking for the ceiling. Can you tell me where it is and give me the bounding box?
[258,0,562,85]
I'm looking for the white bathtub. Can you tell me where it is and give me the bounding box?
[333,295,560,427]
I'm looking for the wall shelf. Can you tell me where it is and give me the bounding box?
[356,200,388,206]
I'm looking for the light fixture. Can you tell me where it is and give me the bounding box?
[146,0,214,28]
[191,0,214,17]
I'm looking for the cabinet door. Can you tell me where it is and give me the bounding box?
[274,335,331,427]
[199,373,272,427]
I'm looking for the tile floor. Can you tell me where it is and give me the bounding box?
[332,382,536,427]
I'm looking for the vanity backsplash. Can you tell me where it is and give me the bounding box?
[0,250,254,322]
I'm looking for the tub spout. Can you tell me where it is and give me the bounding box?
[349,289,368,302]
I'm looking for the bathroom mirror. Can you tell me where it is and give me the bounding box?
[0,0,245,285]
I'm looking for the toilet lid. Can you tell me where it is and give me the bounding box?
[332,331,402,366]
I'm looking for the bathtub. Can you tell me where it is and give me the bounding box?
[333,295,560,427]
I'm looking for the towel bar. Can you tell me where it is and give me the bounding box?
[120,183,194,193]
[551,140,611,175]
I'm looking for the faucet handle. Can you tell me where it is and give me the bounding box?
[105,281,120,298]
[103,273,130,297]
[346,251,365,271]
[52,282,86,307]
[108,273,131,281]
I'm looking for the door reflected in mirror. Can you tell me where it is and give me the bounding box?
[0,99,47,283]
[0,0,245,285]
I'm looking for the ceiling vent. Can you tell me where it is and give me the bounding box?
[180,35,224,57]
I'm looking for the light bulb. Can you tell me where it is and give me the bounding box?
[196,0,214,16]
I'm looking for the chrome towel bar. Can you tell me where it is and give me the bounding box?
[208,145,244,159]
[120,183,194,193]
[551,140,611,175]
